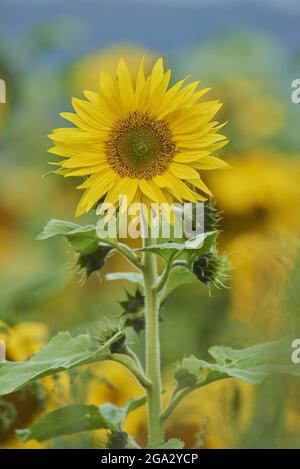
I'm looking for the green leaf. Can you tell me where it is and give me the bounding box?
[178,339,300,387]
[100,396,146,430]
[138,231,218,262]
[126,395,147,413]
[16,404,109,442]
[160,267,198,302]
[100,403,126,429]
[149,438,185,449]
[17,397,146,443]
[0,330,124,396]
[105,272,143,287]
[37,219,114,255]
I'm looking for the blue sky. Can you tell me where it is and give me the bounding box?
[1,0,300,55]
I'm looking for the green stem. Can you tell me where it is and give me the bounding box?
[160,386,193,422]
[143,237,164,447]
[155,252,176,292]
[112,354,151,389]
[104,239,142,270]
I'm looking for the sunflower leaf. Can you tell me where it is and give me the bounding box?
[148,438,185,449]
[105,272,144,288]
[160,267,198,302]
[16,396,146,442]
[0,330,126,396]
[137,231,218,262]
[16,404,109,442]
[37,218,115,255]
[176,339,300,388]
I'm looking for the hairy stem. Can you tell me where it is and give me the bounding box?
[143,237,164,447]
[155,252,177,292]
[112,354,151,389]
[104,239,142,270]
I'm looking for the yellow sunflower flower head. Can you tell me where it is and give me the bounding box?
[49,57,229,218]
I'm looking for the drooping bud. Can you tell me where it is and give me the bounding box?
[107,430,129,449]
[204,200,223,232]
[97,323,126,354]
[192,249,230,288]
[175,367,198,389]
[77,245,113,282]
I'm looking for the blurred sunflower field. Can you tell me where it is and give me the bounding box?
[1,0,300,449]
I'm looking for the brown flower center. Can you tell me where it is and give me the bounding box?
[105,111,177,179]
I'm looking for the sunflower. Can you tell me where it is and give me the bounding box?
[49,57,228,217]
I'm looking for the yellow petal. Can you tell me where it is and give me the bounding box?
[104,177,138,206]
[165,172,205,202]
[148,69,171,115]
[76,170,117,216]
[63,165,105,177]
[72,98,111,130]
[169,162,200,180]
[192,156,230,170]
[135,57,146,103]
[117,58,135,112]
[84,90,99,104]
[99,70,116,98]
[153,174,174,188]
[187,177,213,196]
[173,151,210,163]
[150,57,164,91]
[177,134,227,150]
[139,179,160,202]
[59,154,107,168]
[49,128,105,144]
[77,165,113,188]
[60,112,88,130]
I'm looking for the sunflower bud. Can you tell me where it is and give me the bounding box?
[120,289,144,313]
[204,200,222,232]
[107,430,128,449]
[98,324,126,354]
[192,250,230,288]
[120,289,145,333]
[77,245,113,282]
[175,367,197,389]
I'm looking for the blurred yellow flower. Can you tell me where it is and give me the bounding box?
[206,151,300,329]
[86,361,146,446]
[1,321,48,361]
[226,233,297,329]
[70,44,156,93]
[163,378,254,449]
[208,152,300,237]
